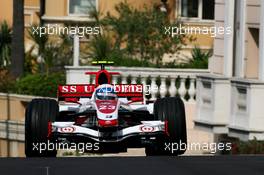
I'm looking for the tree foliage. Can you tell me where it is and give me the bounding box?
[11,0,25,77]
[88,2,186,67]
[27,25,73,75]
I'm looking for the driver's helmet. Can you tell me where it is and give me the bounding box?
[95,84,117,100]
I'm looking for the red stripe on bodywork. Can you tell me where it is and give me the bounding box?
[47,121,52,138]
[58,84,144,99]
[165,120,170,136]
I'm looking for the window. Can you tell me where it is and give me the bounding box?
[69,0,96,16]
[181,0,199,18]
[181,0,214,20]
[202,0,214,20]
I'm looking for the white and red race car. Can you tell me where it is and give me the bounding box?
[25,62,187,157]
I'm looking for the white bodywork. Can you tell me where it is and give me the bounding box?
[53,121,164,142]
[53,84,163,142]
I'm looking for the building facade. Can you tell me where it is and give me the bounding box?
[195,0,264,141]
[0,0,215,62]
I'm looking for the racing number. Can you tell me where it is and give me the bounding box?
[99,105,115,110]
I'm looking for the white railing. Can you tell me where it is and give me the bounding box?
[228,79,264,140]
[66,66,209,102]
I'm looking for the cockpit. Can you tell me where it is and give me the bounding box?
[94,85,117,101]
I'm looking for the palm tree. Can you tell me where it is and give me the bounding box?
[11,0,25,77]
[0,21,12,68]
[39,0,46,26]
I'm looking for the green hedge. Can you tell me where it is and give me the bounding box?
[230,138,264,154]
[15,73,65,97]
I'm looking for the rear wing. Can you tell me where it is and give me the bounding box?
[58,84,143,101]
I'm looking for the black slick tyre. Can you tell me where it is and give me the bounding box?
[25,99,58,157]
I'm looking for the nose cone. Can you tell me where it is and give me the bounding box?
[95,100,118,114]
[95,100,119,127]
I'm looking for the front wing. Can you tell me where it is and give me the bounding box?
[52,121,165,142]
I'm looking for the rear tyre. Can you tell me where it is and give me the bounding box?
[25,99,58,157]
[145,97,187,156]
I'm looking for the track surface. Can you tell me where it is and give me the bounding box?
[0,156,264,175]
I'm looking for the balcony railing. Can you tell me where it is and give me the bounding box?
[65,66,209,102]
[228,79,264,140]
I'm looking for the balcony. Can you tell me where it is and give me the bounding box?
[228,79,264,141]
[194,74,231,134]
[65,66,209,102]
[194,74,264,141]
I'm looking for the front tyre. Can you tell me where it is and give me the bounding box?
[25,99,58,157]
[145,97,187,156]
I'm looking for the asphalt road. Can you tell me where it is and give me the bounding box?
[0,156,264,175]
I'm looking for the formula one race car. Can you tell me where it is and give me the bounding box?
[25,61,187,157]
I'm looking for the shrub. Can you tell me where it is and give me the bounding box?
[189,47,212,69]
[0,69,16,93]
[16,73,65,97]
[164,47,212,69]
[230,138,264,154]
[112,56,154,67]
